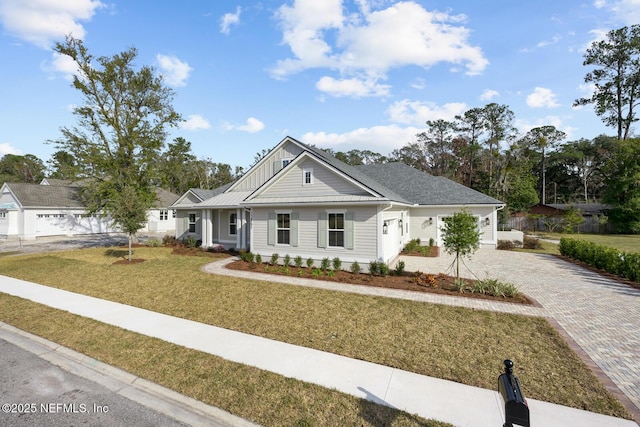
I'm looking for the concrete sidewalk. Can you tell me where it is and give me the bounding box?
[0,274,636,427]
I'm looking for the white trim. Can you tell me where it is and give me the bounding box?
[302,167,314,185]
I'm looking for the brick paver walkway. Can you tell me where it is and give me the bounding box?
[206,250,640,417]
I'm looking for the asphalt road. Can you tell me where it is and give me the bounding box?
[0,338,187,427]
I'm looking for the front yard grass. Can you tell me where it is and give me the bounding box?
[0,294,445,427]
[0,247,631,420]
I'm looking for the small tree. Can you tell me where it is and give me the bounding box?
[441,209,481,281]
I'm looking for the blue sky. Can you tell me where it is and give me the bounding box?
[0,0,638,170]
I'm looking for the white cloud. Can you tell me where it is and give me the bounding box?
[302,124,422,154]
[222,117,265,133]
[536,34,561,48]
[480,89,499,101]
[316,76,390,97]
[271,1,487,97]
[41,51,81,80]
[181,114,211,131]
[0,142,21,156]
[0,0,103,49]
[387,99,468,125]
[526,87,560,108]
[604,0,640,25]
[220,6,241,35]
[157,54,192,87]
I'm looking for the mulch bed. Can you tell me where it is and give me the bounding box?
[225,260,533,305]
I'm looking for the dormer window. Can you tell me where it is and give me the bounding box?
[303,168,313,185]
[282,159,292,168]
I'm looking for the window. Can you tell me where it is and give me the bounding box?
[303,168,313,185]
[229,213,237,235]
[160,209,168,220]
[282,159,292,168]
[0,212,5,219]
[277,213,290,245]
[328,213,345,247]
[188,213,196,233]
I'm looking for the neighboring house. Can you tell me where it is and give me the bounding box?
[0,180,179,239]
[172,136,504,265]
[508,202,612,233]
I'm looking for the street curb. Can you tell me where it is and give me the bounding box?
[0,321,260,427]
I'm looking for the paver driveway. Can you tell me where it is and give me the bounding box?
[399,250,640,416]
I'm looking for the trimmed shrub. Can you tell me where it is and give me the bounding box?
[332,257,342,271]
[394,260,405,275]
[145,237,162,247]
[523,236,542,249]
[320,257,331,271]
[350,261,361,275]
[294,255,303,268]
[283,254,291,267]
[368,261,379,276]
[184,235,197,249]
[270,253,279,266]
[559,237,639,283]
[255,254,262,264]
[162,234,177,246]
[306,257,314,268]
[497,240,515,250]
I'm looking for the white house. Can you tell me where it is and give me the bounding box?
[172,136,504,265]
[0,180,179,240]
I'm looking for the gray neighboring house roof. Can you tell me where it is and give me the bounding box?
[154,188,180,208]
[354,163,504,206]
[5,182,85,208]
[4,182,179,209]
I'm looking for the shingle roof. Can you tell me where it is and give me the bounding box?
[154,188,180,208]
[5,183,84,208]
[354,163,504,206]
[189,183,233,202]
[5,183,179,209]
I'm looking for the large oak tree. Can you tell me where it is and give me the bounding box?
[52,36,181,260]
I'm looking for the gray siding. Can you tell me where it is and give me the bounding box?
[218,209,238,243]
[233,142,304,191]
[251,205,378,265]
[258,159,369,199]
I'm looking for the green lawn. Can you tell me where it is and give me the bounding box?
[0,247,631,421]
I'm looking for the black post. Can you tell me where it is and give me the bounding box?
[498,359,530,427]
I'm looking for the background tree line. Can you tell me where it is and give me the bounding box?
[2,24,639,233]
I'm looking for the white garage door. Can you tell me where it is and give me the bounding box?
[36,214,69,237]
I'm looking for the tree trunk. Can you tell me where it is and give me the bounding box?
[128,234,133,262]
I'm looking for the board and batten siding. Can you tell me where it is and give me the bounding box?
[251,205,378,265]
[258,159,370,198]
[233,142,305,192]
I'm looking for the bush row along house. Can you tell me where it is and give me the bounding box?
[171,136,504,265]
[0,178,179,240]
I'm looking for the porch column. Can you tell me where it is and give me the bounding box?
[236,208,243,250]
[202,209,212,247]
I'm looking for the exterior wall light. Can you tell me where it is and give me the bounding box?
[398,219,403,229]
[483,217,490,226]
[428,217,433,226]
[383,221,388,234]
